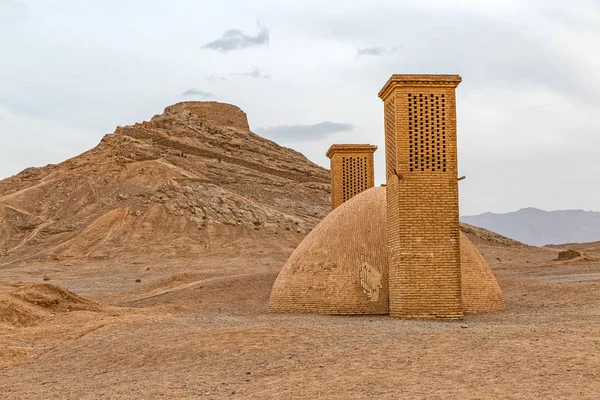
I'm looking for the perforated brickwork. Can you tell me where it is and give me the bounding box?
[341,156,369,202]
[384,96,396,177]
[379,74,463,319]
[327,144,377,210]
[408,93,447,172]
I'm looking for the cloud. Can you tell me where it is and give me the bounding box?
[206,75,228,83]
[233,68,271,79]
[206,68,271,82]
[356,47,386,57]
[255,121,354,142]
[182,89,214,98]
[201,25,269,52]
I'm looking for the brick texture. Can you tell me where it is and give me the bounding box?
[268,187,389,315]
[268,187,505,315]
[460,235,505,313]
[379,74,464,319]
[326,145,377,210]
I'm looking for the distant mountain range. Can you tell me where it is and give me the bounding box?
[461,208,600,247]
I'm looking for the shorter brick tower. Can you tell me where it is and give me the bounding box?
[326,144,377,210]
[379,74,463,319]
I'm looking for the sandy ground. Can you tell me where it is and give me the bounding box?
[0,236,599,399]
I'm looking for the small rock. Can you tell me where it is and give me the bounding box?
[555,250,581,261]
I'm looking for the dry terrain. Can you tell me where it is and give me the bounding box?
[1,102,598,399]
[1,236,599,399]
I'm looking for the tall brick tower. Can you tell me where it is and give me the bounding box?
[378,74,463,319]
[326,144,377,210]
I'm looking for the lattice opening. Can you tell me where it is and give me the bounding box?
[341,156,369,202]
[384,96,396,177]
[407,93,447,172]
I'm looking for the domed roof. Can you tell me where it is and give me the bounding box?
[269,187,505,315]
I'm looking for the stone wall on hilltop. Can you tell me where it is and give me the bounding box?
[163,102,250,131]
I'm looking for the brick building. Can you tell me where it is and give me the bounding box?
[268,74,505,319]
[326,144,377,210]
[379,74,463,319]
[268,187,504,315]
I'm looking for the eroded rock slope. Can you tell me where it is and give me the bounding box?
[0,102,330,264]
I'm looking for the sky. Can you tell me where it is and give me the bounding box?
[1,0,599,216]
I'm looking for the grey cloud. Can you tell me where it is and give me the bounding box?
[201,26,269,52]
[346,6,598,107]
[233,68,271,79]
[255,122,354,142]
[207,68,271,82]
[278,2,599,106]
[182,89,213,98]
[357,47,386,57]
[206,75,228,83]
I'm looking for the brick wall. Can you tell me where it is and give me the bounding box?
[379,75,464,319]
[326,145,377,210]
[268,187,505,315]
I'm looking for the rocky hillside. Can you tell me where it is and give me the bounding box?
[460,223,524,247]
[0,102,330,265]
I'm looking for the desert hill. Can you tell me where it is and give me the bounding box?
[0,283,100,328]
[545,240,600,261]
[547,240,600,253]
[0,102,330,265]
[0,101,523,268]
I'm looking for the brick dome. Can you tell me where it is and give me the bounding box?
[268,187,504,315]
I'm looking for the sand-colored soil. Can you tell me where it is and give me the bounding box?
[0,234,598,400]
